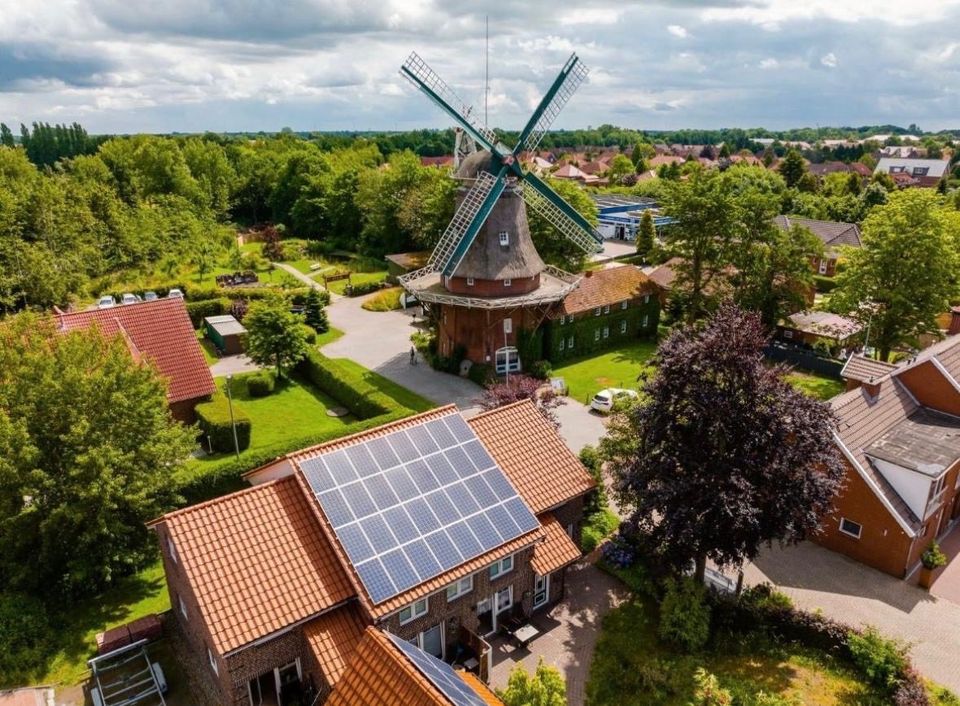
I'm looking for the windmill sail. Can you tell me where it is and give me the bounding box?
[428,171,506,275]
[520,175,603,255]
[515,54,589,155]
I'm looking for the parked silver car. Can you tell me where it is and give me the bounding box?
[97,295,116,309]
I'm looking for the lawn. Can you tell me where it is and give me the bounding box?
[785,371,846,401]
[587,599,890,706]
[316,325,344,347]
[326,270,389,294]
[195,330,218,365]
[552,339,658,404]
[333,358,435,412]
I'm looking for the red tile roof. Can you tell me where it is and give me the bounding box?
[304,604,368,687]
[470,400,595,514]
[55,298,214,403]
[531,513,583,575]
[154,477,355,654]
[558,265,656,316]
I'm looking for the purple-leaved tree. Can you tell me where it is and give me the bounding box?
[602,305,845,582]
[476,374,564,429]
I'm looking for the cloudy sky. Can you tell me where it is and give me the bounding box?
[2,0,959,134]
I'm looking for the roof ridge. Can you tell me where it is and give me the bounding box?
[468,398,536,422]
[148,476,288,526]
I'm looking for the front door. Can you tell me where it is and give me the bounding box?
[274,660,301,706]
[533,574,550,609]
[421,623,443,658]
[477,597,494,636]
[495,346,520,374]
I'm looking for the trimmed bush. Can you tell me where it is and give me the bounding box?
[0,592,50,686]
[813,274,837,293]
[847,626,909,691]
[739,583,794,611]
[186,298,229,328]
[196,394,252,453]
[245,371,275,398]
[300,324,317,345]
[468,362,495,387]
[658,576,711,651]
[528,359,553,380]
[344,280,385,297]
[296,349,394,419]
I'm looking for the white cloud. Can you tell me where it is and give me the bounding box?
[820,52,838,68]
[667,24,688,38]
[759,58,779,69]
[701,0,960,28]
[558,8,620,25]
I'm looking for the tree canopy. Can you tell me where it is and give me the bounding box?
[243,295,310,377]
[602,305,844,582]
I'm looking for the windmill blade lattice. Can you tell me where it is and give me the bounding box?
[520,176,603,255]
[515,54,589,155]
[401,52,499,151]
[427,171,506,274]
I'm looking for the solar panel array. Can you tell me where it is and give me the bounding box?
[387,632,488,706]
[301,413,540,604]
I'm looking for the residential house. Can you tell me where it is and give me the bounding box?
[777,310,862,354]
[874,157,950,188]
[822,336,960,578]
[54,298,215,422]
[544,266,659,362]
[151,401,594,706]
[773,215,862,277]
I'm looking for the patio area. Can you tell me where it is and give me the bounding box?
[487,560,629,706]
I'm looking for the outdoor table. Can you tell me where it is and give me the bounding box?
[513,623,539,647]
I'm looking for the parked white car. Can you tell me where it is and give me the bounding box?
[590,387,639,414]
[97,295,116,309]
[144,290,158,301]
[121,292,141,305]
[167,288,184,299]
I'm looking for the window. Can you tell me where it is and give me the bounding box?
[167,536,178,564]
[495,586,513,614]
[603,326,609,339]
[179,595,188,620]
[447,575,473,602]
[489,554,514,580]
[839,518,862,539]
[466,277,474,287]
[495,347,520,374]
[783,329,794,339]
[559,338,565,352]
[567,335,574,349]
[818,259,828,275]
[643,294,650,304]
[594,329,601,342]
[499,230,510,246]
[603,305,610,314]
[642,314,649,328]
[620,301,628,310]
[502,318,512,334]
[620,320,627,334]
[559,315,565,325]
[594,307,601,317]
[208,648,219,676]
[399,597,429,625]
[913,167,929,177]
[503,279,512,287]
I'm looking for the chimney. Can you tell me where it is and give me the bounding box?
[949,306,960,336]
[863,375,882,398]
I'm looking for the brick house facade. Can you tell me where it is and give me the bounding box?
[153,401,594,705]
[818,340,960,578]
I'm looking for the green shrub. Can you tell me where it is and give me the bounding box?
[185,284,220,302]
[690,668,732,706]
[921,541,948,570]
[246,371,275,398]
[581,509,619,553]
[658,577,711,651]
[847,626,909,690]
[196,394,252,453]
[813,274,837,293]
[361,287,402,312]
[753,691,802,706]
[344,280,384,297]
[579,444,609,515]
[468,362,495,386]
[296,349,394,419]
[739,583,794,612]
[0,593,50,687]
[300,324,317,345]
[528,359,553,380]
[187,298,230,328]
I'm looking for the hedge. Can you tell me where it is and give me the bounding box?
[246,371,275,397]
[344,281,385,297]
[196,394,252,454]
[813,274,837,293]
[186,298,230,328]
[296,349,397,419]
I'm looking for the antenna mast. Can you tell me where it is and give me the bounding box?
[485,15,489,125]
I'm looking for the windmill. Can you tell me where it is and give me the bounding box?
[398,51,604,374]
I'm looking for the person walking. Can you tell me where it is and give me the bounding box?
[409,346,417,365]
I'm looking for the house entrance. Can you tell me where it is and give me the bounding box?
[247,660,302,706]
[495,347,520,374]
[533,573,550,609]
[477,597,494,636]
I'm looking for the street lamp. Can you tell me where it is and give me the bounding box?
[225,374,240,459]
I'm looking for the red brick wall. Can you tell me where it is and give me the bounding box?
[446,274,540,296]
[438,305,541,366]
[169,397,204,424]
[898,362,960,416]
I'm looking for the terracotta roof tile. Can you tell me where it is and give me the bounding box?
[557,266,655,316]
[460,673,503,706]
[647,257,683,290]
[773,215,862,248]
[55,298,214,403]
[470,400,595,514]
[841,354,898,383]
[531,513,582,575]
[156,477,355,654]
[327,628,449,706]
[303,604,368,687]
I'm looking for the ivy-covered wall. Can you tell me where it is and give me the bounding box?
[543,296,660,363]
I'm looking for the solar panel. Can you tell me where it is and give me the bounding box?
[302,412,541,604]
[386,632,488,706]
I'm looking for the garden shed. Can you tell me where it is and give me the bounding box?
[204,314,246,355]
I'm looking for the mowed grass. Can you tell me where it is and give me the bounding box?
[195,330,218,365]
[316,325,344,347]
[333,358,436,412]
[361,286,403,312]
[326,270,389,294]
[587,600,890,706]
[552,339,658,404]
[785,371,846,401]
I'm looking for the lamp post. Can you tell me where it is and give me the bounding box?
[225,374,240,459]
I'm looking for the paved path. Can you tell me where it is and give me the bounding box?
[488,560,628,705]
[554,401,607,454]
[209,354,260,378]
[736,541,960,692]
[273,261,342,300]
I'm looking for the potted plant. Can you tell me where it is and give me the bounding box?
[919,541,947,589]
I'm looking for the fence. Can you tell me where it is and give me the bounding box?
[763,343,844,378]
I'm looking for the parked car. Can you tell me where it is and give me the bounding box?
[97,295,116,309]
[144,290,158,301]
[590,388,639,414]
[121,293,141,305]
[167,288,184,299]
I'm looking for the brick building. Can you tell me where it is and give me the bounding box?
[819,337,960,578]
[151,400,593,705]
[54,298,215,422]
[772,215,862,277]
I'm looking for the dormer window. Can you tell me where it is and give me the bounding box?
[503,279,512,287]
[466,278,474,287]
[499,231,510,246]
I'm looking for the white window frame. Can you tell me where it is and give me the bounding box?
[533,574,550,609]
[446,575,474,602]
[839,517,862,539]
[644,294,650,304]
[642,314,649,328]
[499,230,510,246]
[603,326,609,339]
[594,307,601,317]
[559,338,565,352]
[594,328,601,342]
[489,554,514,580]
[567,335,574,349]
[399,597,429,625]
[818,259,828,275]
[603,305,610,314]
[466,277,474,286]
[503,279,512,287]
[620,301,628,310]
[208,648,219,676]
[495,585,513,614]
[783,329,794,339]
[620,320,627,334]
[179,595,188,620]
[559,315,565,325]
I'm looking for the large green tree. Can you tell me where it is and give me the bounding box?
[636,209,656,257]
[243,295,309,377]
[497,658,566,706]
[0,314,194,598]
[778,149,807,188]
[830,190,959,360]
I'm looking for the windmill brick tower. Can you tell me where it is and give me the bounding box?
[399,52,603,374]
